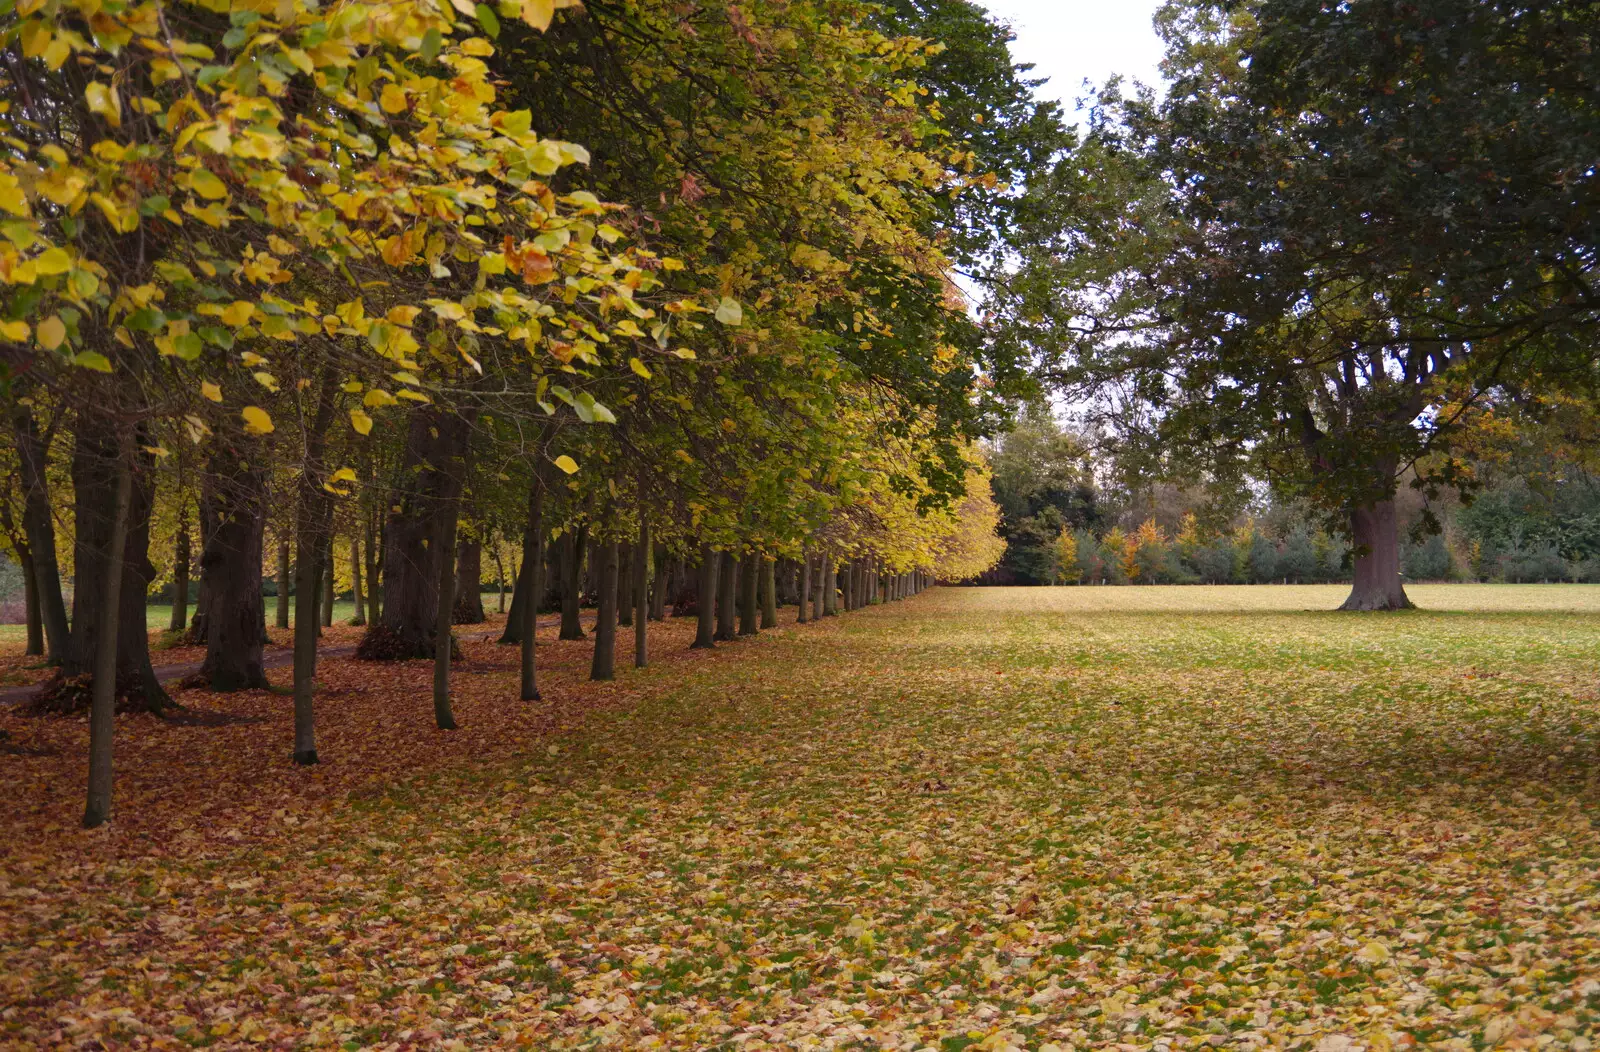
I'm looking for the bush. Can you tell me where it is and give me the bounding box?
[1402,535,1454,581]
[1279,529,1319,582]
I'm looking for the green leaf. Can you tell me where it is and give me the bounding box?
[715,297,744,326]
[474,3,500,38]
[71,350,112,373]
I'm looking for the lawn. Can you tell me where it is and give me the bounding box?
[3,585,1598,1049]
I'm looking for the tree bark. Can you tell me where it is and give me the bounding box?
[293,368,339,765]
[21,546,43,656]
[349,533,365,626]
[634,520,649,668]
[362,407,472,659]
[798,552,811,624]
[491,537,507,614]
[82,431,133,829]
[320,538,334,628]
[760,557,777,628]
[452,536,485,624]
[521,484,544,700]
[1340,496,1413,611]
[715,550,738,641]
[692,545,719,649]
[363,511,380,625]
[649,545,669,621]
[275,534,291,629]
[197,443,268,692]
[13,406,69,663]
[433,501,461,730]
[738,552,759,636]
[589,539,619,681]
[811,556,825,622]
[168,505,189,633]
[822,562,838,616]
[64,425,167,712]
[618,541,634,628]
[559,527,586,640]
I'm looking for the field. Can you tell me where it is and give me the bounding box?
[3,584,1599,1049]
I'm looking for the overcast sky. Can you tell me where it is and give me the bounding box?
[976,0,1168,118]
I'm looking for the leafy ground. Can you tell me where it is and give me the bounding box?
[3,585,1599,1050]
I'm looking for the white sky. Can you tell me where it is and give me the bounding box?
[976,0,1168,118]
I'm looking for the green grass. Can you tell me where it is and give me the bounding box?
[5,583,1600,1048]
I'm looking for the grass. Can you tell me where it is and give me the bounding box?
[3,583,1598,1049]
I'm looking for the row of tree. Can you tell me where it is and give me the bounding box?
[0,0,1036,826]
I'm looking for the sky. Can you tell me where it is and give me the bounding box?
[975,0,1168,119]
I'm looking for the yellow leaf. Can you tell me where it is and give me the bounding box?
[522,0,555,30]
[200,381,222,402]
[36,315,66,350]
[0,176,28,217]
[363,388,398,407]
[379,83,408,115]
[240,406,274,435]
[34,247,71,275]
[221,301,255,327]
[188,168,227,200]
[84,82,122,128]
[629,357,652,379]
[349,407,373,435]
[0,319,28,341]
[553,454,579,474]
[329,467,359,484]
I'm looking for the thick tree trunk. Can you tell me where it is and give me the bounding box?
[822,562,838,616]
[13,407,69,664]
[521,485,544,701]
[275,534,291,629]
[197,444,268,692]
[760,558,777,628]
[1340,497,1413,611]
[738,552,759,636]
[589,540,619,681]
[798,552,811,624]
[168,507,189,633]
[82,432,133,830]
[452,537,485,624]
[715,550,738,641]
[618,541,634,628]
[21,546,43,656]
[559,528,586,640]
[349,534,365,626]
[692,546,719,649]
[634,520,649,668]
[501,530,533,645]
[63,426,167,712]
[361,408,472,659]
[433,503,460,730]
[185,498,212,647]
[293,370,338,765]
[811,556,825,622]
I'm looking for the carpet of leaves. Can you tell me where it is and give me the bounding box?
[3,585,1600,1051]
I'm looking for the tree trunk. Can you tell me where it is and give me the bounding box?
[560,528,586,640]
[501,531,532,645]
[738,552,759,636]
[320,539,334,628]
[812,556,825,622]
[716,550,738,641]
[361,408,472,659]
[589,539,619,681]
[168,506,189,633]
[349,533,365,626]
[21,546,43,656]
[433,501,461,730]
[82,432,133,829]
[197,444,268,691]
[798,552,811,624]
[634,520,649,667]
[13,406,69,664]
[293,369,338,765]
[822,562,838,616]
[275,534,291,629]
[618,541,634,628]
[692,545,719,649]
[521,484,544,701]
[452,536,485,624]
[760,558,777,628]
[64,426,167,712]
[649,545,669,621]
[491,537,507,614]
[1340,497,1413,611]
[363,511,380,625]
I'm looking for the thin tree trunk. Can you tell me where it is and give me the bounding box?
[589,539,619,681]
[1341,495,1413,611]
[21,546,43,656]
[83,432,133,830]
[349,533,365,626]
[275,534,291,629]
[811,556,825,622]
[364,511,380,625]
[491,536,507,614]
[293,369,338,765]
[716,550,738,641]
[501,531,532,645]
[320,540,334,628]
[168,506,189,632]
[798,552,811,624]
[618,541,634,627]
[760,557,777,628]
[649,545,669,621]
[739,552,759,636]
[433,501,461,730]
[692,545,718,649]
[521,484,544,700]
[634,519,649,667]
[13,406,69,663]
